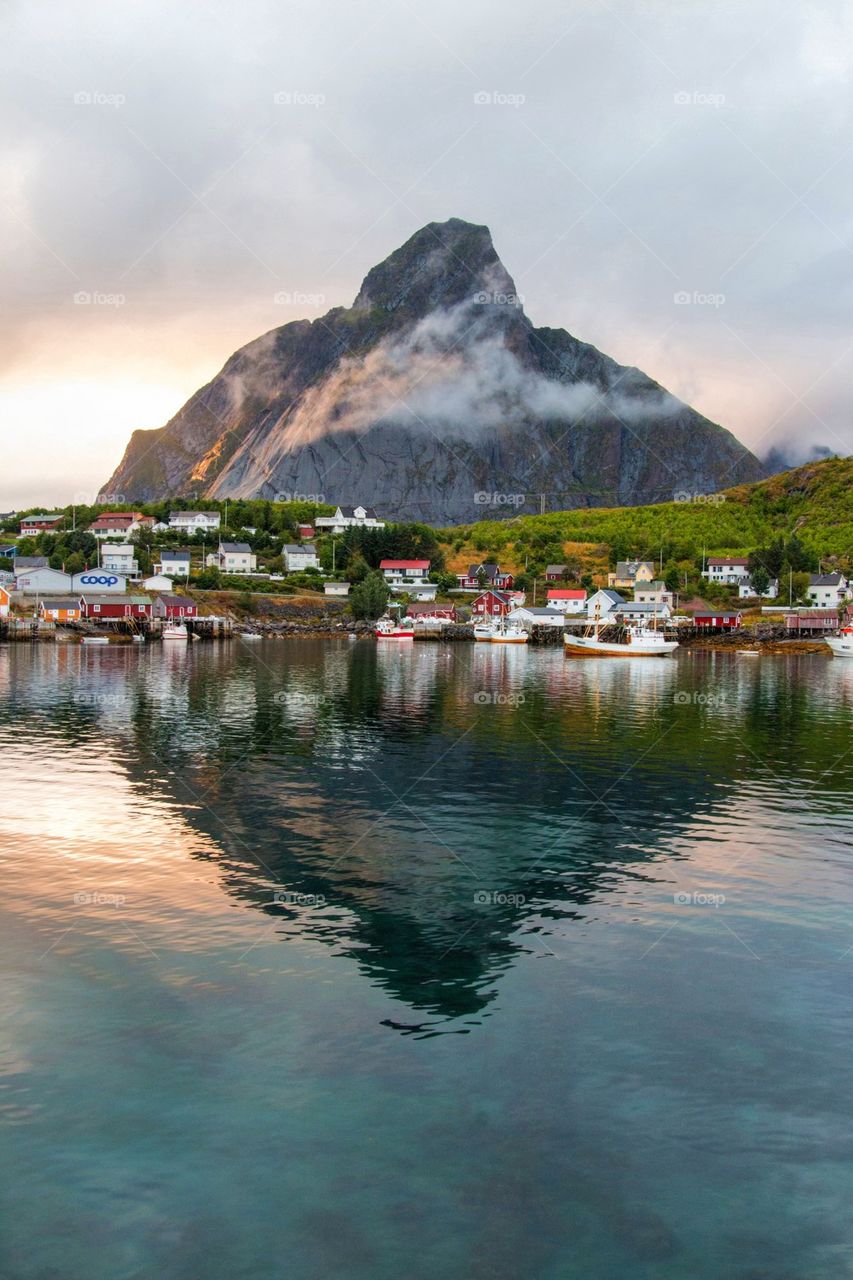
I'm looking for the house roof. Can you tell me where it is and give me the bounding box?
[694,610,741,618]
[161,549,191,560]
[79,594,152,605]
[406,601,453,614]
[220,542,252,553]
[592,589,625,603]
[380,559,430,570]
[21,513,62,522]
[547,589,586,599]
[284,543,317,553]
[617,601,669,613]
[511,606,560,616]
[465,562,503,578]
[474,588,512,601]
[636,580,667,591]
[339,505,378,519]
[14,556,49,570]
[809,573,845,586]
[545,564,567,573]
[158,594,194,606]
[169,510,219,520]
[707,556,749,567]
[614,560,654,575]
[39,597,81,609]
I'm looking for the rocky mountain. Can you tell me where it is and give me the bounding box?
[105,218,764,521]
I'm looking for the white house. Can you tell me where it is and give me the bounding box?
[168,511,221,534]
[143,574,174,591]
[101,544,139,576]
[157,550,191,577]
[703,557,750,584]
[14,566,73,594]
[633,580,674,607]
[284,543,319,572]
[616,600,672,623]
[586,589,625,619]
[545,588,586,615]
[217,542,257,574]
[379,559,431,589]
[806,573,849,608]
[508,606,565,628]
[314,505,385,534]
[738,577,779,600]
[324,581,350,597]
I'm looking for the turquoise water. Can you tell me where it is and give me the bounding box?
[0,639,851,1279]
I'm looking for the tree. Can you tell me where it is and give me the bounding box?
[194,567,221,589]
[750,566,770,599]
[350,571,389,620]
[664,567,680,593]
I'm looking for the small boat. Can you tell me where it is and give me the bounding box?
[826,626,853,658]
[473,621,497,641]
[82,636,109,646]
[490,618,528,645]
[162,623,188,641]
[237,631,263,641]
[375,614,414,640]
[564,610,678,657]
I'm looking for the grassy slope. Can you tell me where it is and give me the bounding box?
[437,457,853,575]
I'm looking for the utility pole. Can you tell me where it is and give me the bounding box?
[539,493,546,516]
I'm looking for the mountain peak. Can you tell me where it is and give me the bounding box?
[352,218,518,316]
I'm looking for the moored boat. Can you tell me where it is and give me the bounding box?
[564,610,678,657]
[473,621,497,641]
[826,626,853,658]
[375,613,414,640]
[162,623,189,641]
[490,618,528,644]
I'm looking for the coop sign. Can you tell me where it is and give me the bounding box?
[79,574,119,586]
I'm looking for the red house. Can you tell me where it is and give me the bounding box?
[545,564,567,582]
[89,512,150,536]
[457,562,514,590]
[79,594,152,620]
[694,611,742,630]
[471,589,513,617]
[152,594,197,619]
[297,524,314,540]
[20,513,62,535]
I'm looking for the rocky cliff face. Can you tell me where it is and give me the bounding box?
[105,219,763,520]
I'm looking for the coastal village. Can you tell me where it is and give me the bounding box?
[1,473,851,650]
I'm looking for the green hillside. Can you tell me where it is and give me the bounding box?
[438,457,853,574]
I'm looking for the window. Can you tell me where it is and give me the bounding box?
[93,605,100,613]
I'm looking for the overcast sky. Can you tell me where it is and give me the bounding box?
[2,0,851,508]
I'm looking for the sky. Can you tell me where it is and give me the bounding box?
[2,0,851,509]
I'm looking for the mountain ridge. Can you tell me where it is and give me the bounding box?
[105,218,764,520]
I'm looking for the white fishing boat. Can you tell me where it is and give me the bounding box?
[81,635,109,646]
[375,610,414,640]
[162,623,189,641]
[473,620,497,641]
[564,609,678,657]
[826,625,853,658]
[490,617,528,645]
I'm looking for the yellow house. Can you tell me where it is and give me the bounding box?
[607,560,656,589]
[39,597,82,623]
[0,584,9,618]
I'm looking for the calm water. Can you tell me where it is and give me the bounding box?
[1,638,851,1279]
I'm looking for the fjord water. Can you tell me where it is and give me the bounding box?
[1,640,851,1280]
